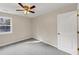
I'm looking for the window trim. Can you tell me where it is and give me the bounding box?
[0,16,12,35]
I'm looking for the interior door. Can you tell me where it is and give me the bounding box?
[57,11,77,55]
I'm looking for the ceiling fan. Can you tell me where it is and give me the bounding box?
[16,3,36,14]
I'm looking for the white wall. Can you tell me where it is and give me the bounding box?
[32,13,57,47]
[32,4,77,48]
[0,12,32,46]
[32,14,56,47]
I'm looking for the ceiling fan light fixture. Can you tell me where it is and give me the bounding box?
[17,3,35,14]
[24,11,30,14]
[24,11,26,14]
[27,11,30,14]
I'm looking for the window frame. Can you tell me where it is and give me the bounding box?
[0,16,12,35]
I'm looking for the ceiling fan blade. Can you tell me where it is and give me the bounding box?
[16,10,24,11]
[30,5,35,9]
[18,3,24,8]
[29,11,35,13]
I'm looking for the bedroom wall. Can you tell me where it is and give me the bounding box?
[32,4,77,47]
[0,12,32,46]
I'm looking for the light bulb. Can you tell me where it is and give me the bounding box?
[27,11,30,14]
[24,11,27,14]
[24,11,30,14]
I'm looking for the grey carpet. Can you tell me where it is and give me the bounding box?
[0,38,70,55]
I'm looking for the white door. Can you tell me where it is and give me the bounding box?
[57,11,77,55]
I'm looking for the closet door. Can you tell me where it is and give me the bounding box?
[57,11,77,54]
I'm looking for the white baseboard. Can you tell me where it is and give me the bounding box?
[0,35,32,47]
[33,37,57,48]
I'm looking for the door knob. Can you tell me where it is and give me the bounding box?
[58,33,60,35]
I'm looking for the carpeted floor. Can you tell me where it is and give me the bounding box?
[0,38,70,55]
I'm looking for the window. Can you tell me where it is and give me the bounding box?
[0,17,12,34]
